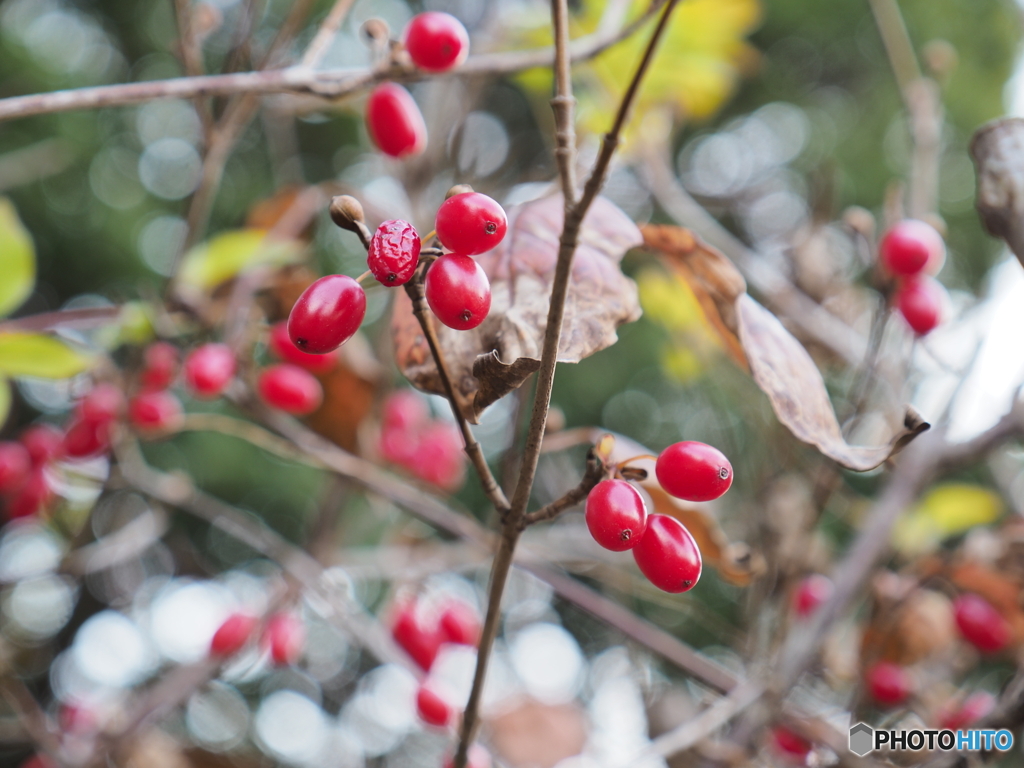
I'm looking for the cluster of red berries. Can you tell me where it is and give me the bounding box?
[365,12,469,158]
[377,390,465,490]
[878,219,947,335]
[288,191,506,356]
[390,594,481,729]
[210,610,305,666]
[583,441,733,593]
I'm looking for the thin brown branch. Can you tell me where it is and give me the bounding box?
[0,306,121,333]
[550,0,577,203]
[520,448,603,527]
[0,667,61,760]
[404,270,511,513]
[300,0,357,69]
[172,0,214,138]
[866,0,922,94]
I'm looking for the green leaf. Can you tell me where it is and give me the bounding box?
[0,198,36,318]
[178,229,304,289]
[0,379,10,430]
[0,332,94,378]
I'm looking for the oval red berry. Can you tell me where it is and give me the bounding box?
[368,219,421,286]
[268,322,338,374]
[416,685,452,727]
[366,83,427,158]
[866,661,911,707]
[879,219,944,277]
[435,192,507,256]
[210,613,258,657]
[793,574,833,617]
[655,441,733,502]
[5,469,51,519]
[264,613,305,666]
[258,364,323,416]
[585,479,648,552]
[141,342,179,391]
[424,253,491,330]
[20,425,64,467]
[184,343,236,399]
[895,276,943,336]
[129,390,184,431]
[288,274,367,354]
[632,514,702,593]
[771,726,812,759]
[404,12,469,72]
[77,383,125,426]
[953,593,1010,653]
[0,442,31,493]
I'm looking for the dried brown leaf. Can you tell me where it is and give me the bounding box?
[737,294,929,471]
[394,194,642,422]
[970,118,1024,270]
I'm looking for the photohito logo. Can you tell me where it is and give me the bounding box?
[849,722,1014,756]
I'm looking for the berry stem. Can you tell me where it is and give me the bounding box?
[614,453,658,468]
[355,269,372,285]
[520,448,604,528]
[420,228,437,245]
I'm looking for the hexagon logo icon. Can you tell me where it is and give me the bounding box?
[849,722,874,756]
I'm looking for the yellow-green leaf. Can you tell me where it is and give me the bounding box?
[0,198,36,318]
[178,229,304,289]
[893,483,1003,556]
[0,378,10,430]
[0,332,93,379]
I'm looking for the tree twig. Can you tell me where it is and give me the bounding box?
[299,0,357,70]
[520,448,603,527]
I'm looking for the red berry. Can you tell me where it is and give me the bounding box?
[771,725,812,761]
[141,341,179,391]
[444,744,491,768]
[129,390,183,431]
[62,418,111,459]
[210,613,259,657]
[632,514,702,593]
[655,441,733,502]
[866,661,911,707]
[585,479,648,552]
[895,277,943,336]
[59,701,98,734]
[434,193,507,256]
[268,322,338,374]
[264,613,305,666]
[288,274,367,354]
[5,469,51,519]
[439,601,480,646]
[0,442,30,493]
[404,12,469,72]
[77,383,125,426]
[184,343,236,399]
[368,220,421,286]
[380,423,422,466]
[392,601,442,670]
[383,390,429,432]
[257,365,323,416]
[879,219,944,277]
[793,574,833,617]
[19,755,54,768]
[953,594,1011,653]
[424,254,491,331]
[416,685,452,727]
[366,83,427,158]
[20,425,64,467]
[937,691,996,730]
[409,422,465,490]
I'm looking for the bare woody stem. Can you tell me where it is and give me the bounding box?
[520,448,604,528]
[404,268,511,513]
[453,2,680,765]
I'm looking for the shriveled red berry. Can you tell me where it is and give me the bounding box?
[937,691,996,730]
[771,725,812,762]
[439,601,480,646]
[793,574,833,617]
[444,744,491,768]
[184,343,236,399]
[20,425,64,467]
[368,220,421,286]
[895,277,943,336]
[585,479,648,552]
[632,514,702,593]
[62,419,111,459]
[210,613,259,657]
[404,12,469,72]
[879,219,944,277]
[655,441,733,502]
[5,469,51,519]
[392,601,442,670]
[416,685,452,727]
[264,613,305,666]
[424,253,491,330]
[953,593,1011,653]
[366,83,427,158]
[866,661,911,707]
[288,274,367,354]
[268,322,338,374]
[257,365,323,416]
[141,342,179,391]
[77,383,125,426]
[129,390,183,431]
[0,442,30,493]
[409,422,465,490]
[434,192,507,256]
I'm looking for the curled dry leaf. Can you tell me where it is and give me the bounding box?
[970,118,1024,270]
[641,223,930,471]
[394,194,643,423]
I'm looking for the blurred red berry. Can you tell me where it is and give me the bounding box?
[404,12,469,72]
[439,601,480,647]
[129,390,183,432]
[366,83,427,158]
[0,442,30,493]
[258,365,323,416]
[210,613,259,657]
[264,613,305,666]
[793,574,834,617]
[655,441,733,502]
[20,425,64,467]
[879,219,944,277]
[937,691,996,730]
[77,383,125,426]
[953,594,1011,653]
[894,277,944,335]
[184,343,236,399]
[392,601,442,670]
[410,422,465,490]
[5,469,52,519]
[382,390,429,432]
[866,661,911,707]
[140,341,179,391]
[62,418,110,459]
[416,685,452,727]
[268,322,338,374]
[772,725,812,762]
